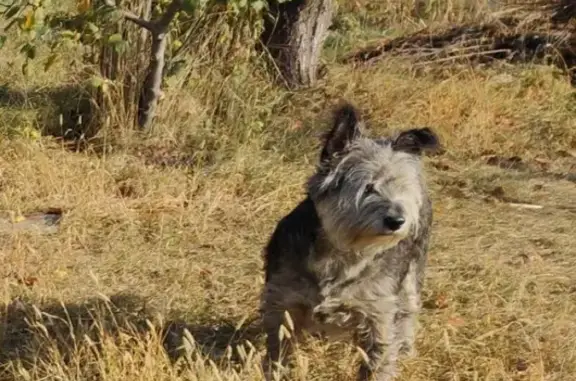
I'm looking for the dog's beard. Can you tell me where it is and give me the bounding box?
[351,232,406,252]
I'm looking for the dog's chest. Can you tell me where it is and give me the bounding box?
[305,254,399,340]
[311,250,392,302]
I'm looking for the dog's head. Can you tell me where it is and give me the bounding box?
[307,102,439,251]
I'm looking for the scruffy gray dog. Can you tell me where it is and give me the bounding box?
[260,102,439,381]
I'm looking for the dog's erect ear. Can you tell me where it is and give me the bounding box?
[320,102,363,162]
[392,127,439,155]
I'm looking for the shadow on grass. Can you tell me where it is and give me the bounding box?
[0,84,96,143]
[0,293,263,379]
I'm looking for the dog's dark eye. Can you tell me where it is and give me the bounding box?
[364,184,376,196]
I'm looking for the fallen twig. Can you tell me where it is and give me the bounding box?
[506,203,544,210]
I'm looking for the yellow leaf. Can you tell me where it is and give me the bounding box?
[22,10,35,30]
[172,40,182,50]
[54,269,68,279]
[13,214,26,223]
[24,127,41,141]
[101,81,110,94]
[77,0,91,13]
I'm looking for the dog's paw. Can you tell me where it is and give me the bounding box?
[312,305,330,325]
[312,303,353,327]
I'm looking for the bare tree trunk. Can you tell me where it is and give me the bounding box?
[102,0,182,130]
[261,0,334,89]
[136,0,182,130]
[137,31,167,129]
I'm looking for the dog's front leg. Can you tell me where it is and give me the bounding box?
[355,310,400,381]
[262,308,306,381]
[394,261,421,357]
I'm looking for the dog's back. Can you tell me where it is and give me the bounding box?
[263,197,319,284]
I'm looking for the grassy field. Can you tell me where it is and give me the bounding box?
[1,0,576,380]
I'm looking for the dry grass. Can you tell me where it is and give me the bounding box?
[1,0,576,380]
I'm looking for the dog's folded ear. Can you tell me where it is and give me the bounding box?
[320,102,363,162]
[392,127,440,155]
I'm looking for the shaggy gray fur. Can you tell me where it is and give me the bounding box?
[260,102,439,381]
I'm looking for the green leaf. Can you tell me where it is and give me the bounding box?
[87,22,99,34]
[106,33,127,52]
[0,35,6,49]
[107,33,123,44]
[60,30,77,39]
[172,39,182,50]
[250,0,267,11]
[114,40,127,53]
[182,0,198,13]
[89,75,104,89]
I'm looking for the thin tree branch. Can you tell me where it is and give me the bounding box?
[103,0,156,32]
[156,0,183,33]
[123,11,156,31]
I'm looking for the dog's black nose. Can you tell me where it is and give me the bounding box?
[384,216,405,231]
